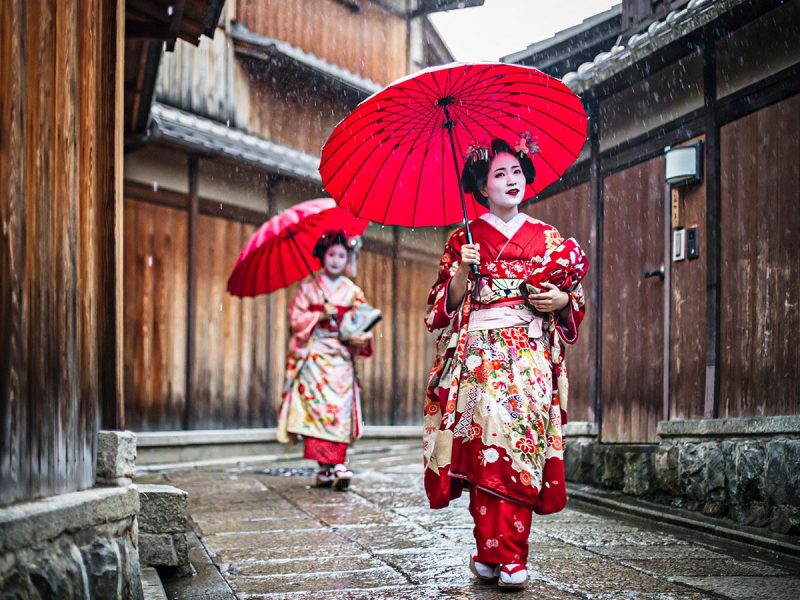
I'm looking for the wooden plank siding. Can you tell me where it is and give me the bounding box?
[601,158,666,443]
[719,93,800,418]
[123,198,189,430]
[190,215,270,429]
[0,0,120,506]
[668,137,708,421]
[392,255,439,425]
[236,0,408,85]
[353,249,396,425]
[523,184,595,423]
[122,190,444,430]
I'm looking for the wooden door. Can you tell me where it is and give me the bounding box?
[601,157,666,443]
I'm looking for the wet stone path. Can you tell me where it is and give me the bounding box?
[140,441,800,599]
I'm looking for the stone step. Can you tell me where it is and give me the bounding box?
[141,567,167,600]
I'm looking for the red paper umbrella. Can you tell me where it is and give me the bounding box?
[320,62,587,234]
[227,198,369,297]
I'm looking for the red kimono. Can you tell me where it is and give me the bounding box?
[423,213,586,563]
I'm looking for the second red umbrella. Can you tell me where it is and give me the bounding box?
[226,198,369,298]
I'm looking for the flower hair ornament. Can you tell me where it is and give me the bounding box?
[464,139,491,164]
[514,131,539,159]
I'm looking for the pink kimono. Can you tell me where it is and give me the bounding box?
[277,275,373,464]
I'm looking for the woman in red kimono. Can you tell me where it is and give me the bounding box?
[423,137,586,589]
[277,231,374,491]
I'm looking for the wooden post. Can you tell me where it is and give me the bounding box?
[588,97,603,432]
[184,155,199,430]
[99,0,125,430]
[703,41,721,419]
[663,182,672,422]
[263,174,274,427]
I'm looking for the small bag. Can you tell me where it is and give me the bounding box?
[339,303,382,341]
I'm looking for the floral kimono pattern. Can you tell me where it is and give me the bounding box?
[423,214,585,511]
[277,275,373,446]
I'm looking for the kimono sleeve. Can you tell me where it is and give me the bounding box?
[546,228,587,345]
[351,285,374,358]
[288,283,321,344]
[424,229,467,332]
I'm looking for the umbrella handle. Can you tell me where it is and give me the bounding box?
[442,102,480,279]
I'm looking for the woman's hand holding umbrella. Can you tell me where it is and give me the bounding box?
[446,243,481,313]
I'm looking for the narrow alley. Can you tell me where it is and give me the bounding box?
[138,442,800,599]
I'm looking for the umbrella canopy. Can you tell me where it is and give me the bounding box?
[320,62,588,228]
[227,198,369,297]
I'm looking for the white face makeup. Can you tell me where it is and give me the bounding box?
[323,244,349,277]
[481,153,526,212]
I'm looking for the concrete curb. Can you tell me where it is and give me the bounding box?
[135,440,419,474]
[568,483,800,558]
[136,425,420,448]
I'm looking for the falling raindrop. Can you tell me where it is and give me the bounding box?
[219,303,223,312]
[152,181,159,192]
[226,119,230,127]
[147,256,153,267]
[167,5,173,16]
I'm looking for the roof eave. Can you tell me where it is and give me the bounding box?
[229,22,382,98]
[149,103,322,184]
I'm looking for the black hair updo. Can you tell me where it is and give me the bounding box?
[461,138,536,208]
[312,230,352,265]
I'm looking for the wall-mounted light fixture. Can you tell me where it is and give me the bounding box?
[665,140,703,186]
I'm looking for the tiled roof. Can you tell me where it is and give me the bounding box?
[230,22,383,97]
[150,103,322,183]
[562,0,748,93]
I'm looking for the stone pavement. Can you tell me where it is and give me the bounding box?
[137,441,800,599]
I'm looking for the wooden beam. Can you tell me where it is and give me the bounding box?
[588,98,602,431]
[662,181,671,422]
[702,41,721,419]
[99,0,125,430]
[165,0,186,51]
[184,155,199,430]
[125,20,172,40]
[718,62,800,127]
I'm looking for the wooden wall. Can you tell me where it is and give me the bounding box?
[523,184,595,423]
[122,188,442,431]
[719,93,800,418]
[236,0,408,84]
[0,0,121,505]
[601,158,665,443]
[668,137,708,421]
[191,215,270,429]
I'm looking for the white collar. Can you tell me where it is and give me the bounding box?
[479,212,528,239]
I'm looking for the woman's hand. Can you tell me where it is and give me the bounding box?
[347,332,372,349]
[446,243,481,313]
[323,303,338,318]
[456,243,481,274]
[529,282,569,314]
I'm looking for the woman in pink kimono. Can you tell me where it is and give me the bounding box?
[277,230,373,490]
[423,137,586,589]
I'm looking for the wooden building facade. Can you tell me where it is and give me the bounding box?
[508,0,800,443]
[0,0,225,501]
[122,0,461,432]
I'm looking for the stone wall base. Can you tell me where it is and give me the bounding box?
[564,417,800,536]
[0,486,143,599]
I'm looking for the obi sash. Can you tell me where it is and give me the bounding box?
[467,298,544,339]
